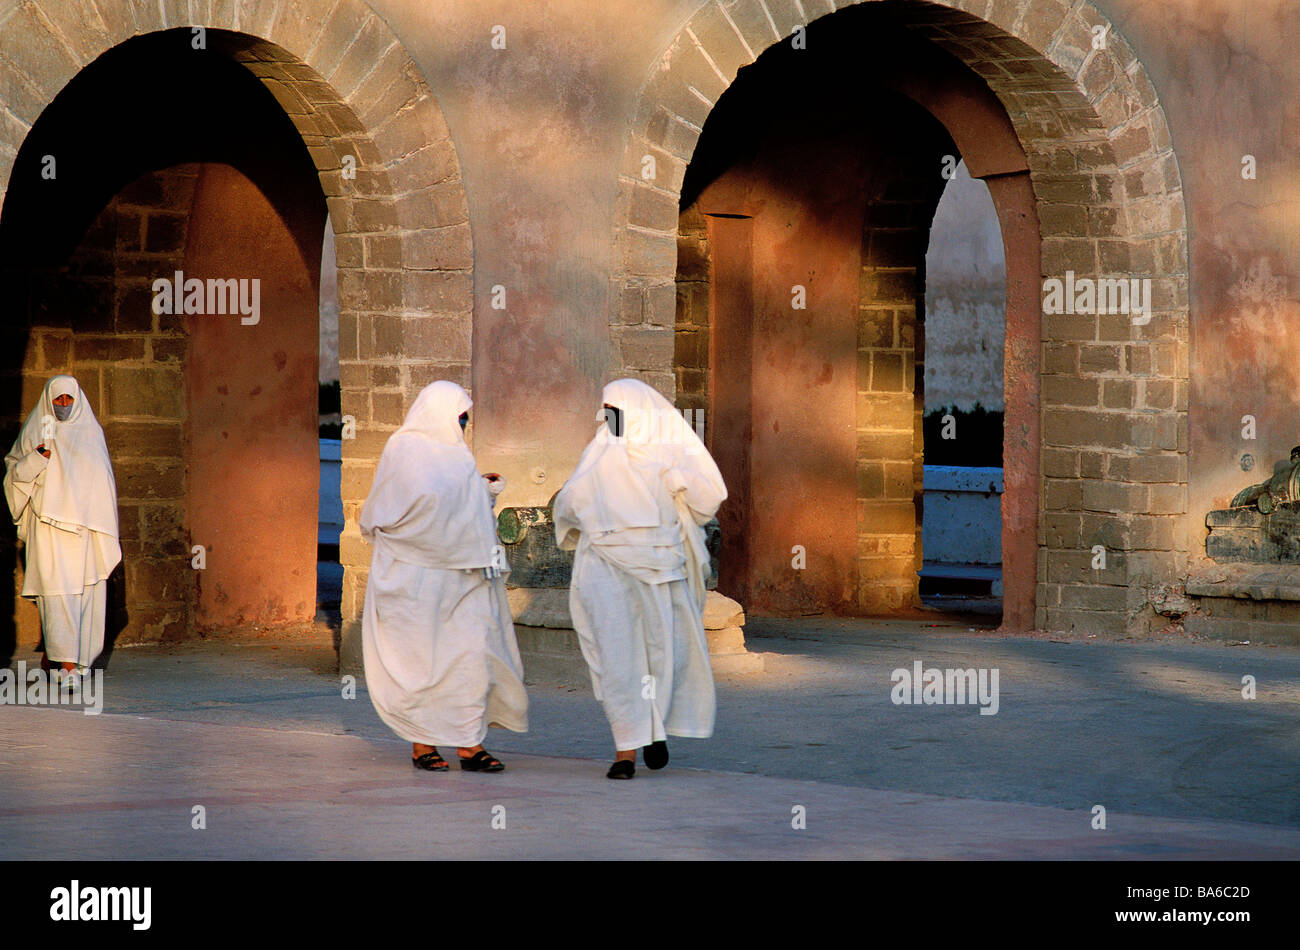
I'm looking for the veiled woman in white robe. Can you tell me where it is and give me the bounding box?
[3,375,121,673]
[359,381,528,771]
[553,378,727,776]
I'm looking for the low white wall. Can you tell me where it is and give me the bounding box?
[319,438,343,545]
[922,465,1002,565]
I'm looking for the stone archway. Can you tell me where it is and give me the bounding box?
[610,0,1189,636]
[0,0,472,665]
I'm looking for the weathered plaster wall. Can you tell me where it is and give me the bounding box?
[319,217,340,384]
[374,0,1230,634]
[185,161,326,632]
[3,0,1295,640]
[1100,0,1300,564]
[694,107,876,614]
[378,0,676,504]
[925,159,1006,413]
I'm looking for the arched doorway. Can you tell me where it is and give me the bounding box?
[0,2,472,668]
[614,0,1189,636]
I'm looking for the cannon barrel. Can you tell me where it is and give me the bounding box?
[497,506,721,588]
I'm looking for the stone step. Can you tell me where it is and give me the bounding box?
[513,623,759,658]
[508,586,748,632]
[1185,612,1300,646]
[516,640,765,684]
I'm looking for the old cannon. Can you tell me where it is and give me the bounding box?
[1231,446,1300,514]
[496,503,722,589]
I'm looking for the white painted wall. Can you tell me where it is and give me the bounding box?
[924,160,1005,412]
[923,465,1002,565]
[318,215,339,385]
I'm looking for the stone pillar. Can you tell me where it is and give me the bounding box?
[705,214,754,606]
[856,163,948,612]
[673,205,709,413]
[984,172,1041,633]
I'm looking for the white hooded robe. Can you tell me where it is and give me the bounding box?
[553,378,727,750]
[359,381,528,747]
[3,375,121,668]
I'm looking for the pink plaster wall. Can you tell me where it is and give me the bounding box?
[185,163,325,631]
[1111,0,1300,561]
[699,120,875,614]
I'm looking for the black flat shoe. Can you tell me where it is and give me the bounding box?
[413,751,449,771]
[607,759,635,780]
[460,750,505,772]
[642,740,669,770]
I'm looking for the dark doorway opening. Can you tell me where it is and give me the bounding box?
[0,30,328,652]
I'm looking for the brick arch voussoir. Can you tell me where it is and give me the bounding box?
[0,0,470,247]
[0,0,425,323]
[616,0,1186,333]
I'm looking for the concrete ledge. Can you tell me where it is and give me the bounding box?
[922,466,1003,565]
[1185,563,1300,602]
[507,587,573,628]
[708,652,766,674]
[707,626,746,653]
[1184,562,1300,645]
[1205,503,1300,563]
[704,592,745,629]
[1185,612,1300,646]
[509,587,747,632]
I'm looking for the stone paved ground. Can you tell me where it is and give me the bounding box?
[2,616,1297,859]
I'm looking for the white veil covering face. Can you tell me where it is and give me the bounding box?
[360,380,500,571]
[554,378,726,603]
[556,378,727,542]
[4,375,120,550]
